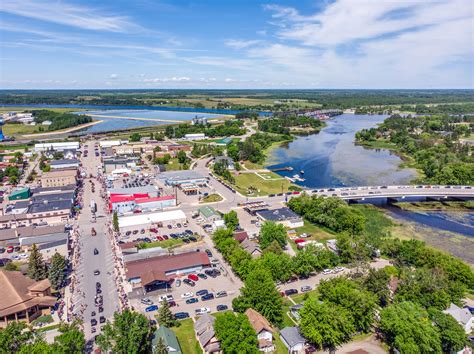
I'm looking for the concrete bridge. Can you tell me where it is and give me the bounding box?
[306,185,474,202]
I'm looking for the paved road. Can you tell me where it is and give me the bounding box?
[73,144,119,338]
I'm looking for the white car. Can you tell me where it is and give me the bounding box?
[301,285,312,292]
[158,294,174,302]
[19,254,29,259]
[11,255,20,260]
[181,292,194,299]
[322,269,333,275]
[140,298,153,305]
[195,307,210,315]
[334,266,346,273]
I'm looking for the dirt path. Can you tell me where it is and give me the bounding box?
[21,120,102,138]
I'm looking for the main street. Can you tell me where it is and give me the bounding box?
[71,143,119,339]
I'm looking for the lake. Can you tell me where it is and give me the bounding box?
[267,114,418,188]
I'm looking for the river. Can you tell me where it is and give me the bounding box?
[267,114,418,188]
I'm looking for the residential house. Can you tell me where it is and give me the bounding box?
[198,206,221,222]
[241,238,262,258]
[152,326,182,354]
[194,313,221,353]
[280,327,307,354]
[245,308,275,352]
[0,270,57,327]
[443,303,473,333]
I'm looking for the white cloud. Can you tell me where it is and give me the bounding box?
[109,74,118,79]
[0,0,141,32]
[225,39,262,49]
[143,77,191,83]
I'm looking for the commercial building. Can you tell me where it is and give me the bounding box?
[256,207,304,228]
[34,142,80,153]
[118,209,187,232]
[50,159,80,170]
[109,195,176,214]
[8,187,31,201]
[158,170,208,187]
[27,199,73,225]
[40,169,77,188]
[103,157,139,173]
[0,270,57,327]
[99,140,126,148]
[184,133,206,140]
[215,137,232,146]
[198,206,221,222]
[109,185,159,198]
[125,251,210,292]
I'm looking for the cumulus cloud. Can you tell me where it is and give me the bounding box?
[225,39,262,49]
[143,77,191,83]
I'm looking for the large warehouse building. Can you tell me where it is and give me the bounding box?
[118,210,186,232]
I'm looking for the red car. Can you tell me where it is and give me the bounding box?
[150,228,158,233]
[292,191,300,195]
[156,236,164,241]
[6,246,14,253]
[187,274,199,281]
[294,239,305,244]
[133,209,142,214]
[162,235,169,240]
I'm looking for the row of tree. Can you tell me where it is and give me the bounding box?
[164,120,246,139]
[258,114,324,135]
[31,110,92,131]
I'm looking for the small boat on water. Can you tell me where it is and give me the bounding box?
[300,170,304,174]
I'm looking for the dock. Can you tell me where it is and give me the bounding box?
[271,166,294,172]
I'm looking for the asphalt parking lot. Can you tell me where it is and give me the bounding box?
[130,265,240,319]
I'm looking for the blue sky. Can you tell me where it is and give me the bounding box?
[0,0,473,89]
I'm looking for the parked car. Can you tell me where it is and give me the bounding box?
[197,273,208,280]
[196,289,208,297]
[201,293,214,301]
[188,274,199,281]
[141,298,153,305]
[183,279,195,287]
[181,292,194,299]
[205,249,213,258]
[215,291,227,298]
[186,298,198,304]
[93,270,100,276]
[99,316,106,323]
[91,319,97,326]
[195,307,210,315]
[284,289,298,296]
[158,294,174,302]
[334,266,346,273]
[217,305,228,312]
[175,279,181,287]
[301,285,312,292]
[93,248,99,255]
[174,312,189,320]
[145,305,158,312]
[322,269,333,275]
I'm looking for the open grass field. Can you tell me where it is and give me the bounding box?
[233,172,293,196]
[166,158,187,171]
[138,238,183,249]
[200,193,223,203]
[171,318,203,354]
[294,219,335,241]
[2,123,41,135]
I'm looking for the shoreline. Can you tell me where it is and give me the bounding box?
[21,120,103,138]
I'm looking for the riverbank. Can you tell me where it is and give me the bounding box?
[21,120,103,138]
[393,201,474,212]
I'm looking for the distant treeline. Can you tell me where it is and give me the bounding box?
[31,110,92,131]
[258,114,324,135]
[1,89,473,110]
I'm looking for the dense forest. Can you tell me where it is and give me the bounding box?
[1,89,473,110]
[227,132,291,163]
[356,114,474,185]
[164,120,245,138]
[31,110,92,131]
[258,114,324,135]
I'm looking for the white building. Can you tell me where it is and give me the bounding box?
[34,142,80,153]
[118,210,187,232]
[99,140,127,148]
[184,133,206,140]
[280,327,306,354]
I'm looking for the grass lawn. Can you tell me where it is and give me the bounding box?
[291,289,318,304]
[280,299,298,329]
[294,219,335,241]
[273,332,290,354]
[201,193,223,203]
[357,138,398,150]
[166,158,187,171]
[352,205,393,241]
[3,123,41,136]
[37,323,60,333]
[233,172,293,196]
[258,172,284,180]
[243,160,265,170]
[138,238,183,249]
[171,318,203,354]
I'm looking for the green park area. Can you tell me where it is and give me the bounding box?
[201,193,223,203]
[171,319,203,354]
[233,172,293,196]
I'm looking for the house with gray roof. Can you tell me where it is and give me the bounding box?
[152,326,182,354]
[194,313,221,353]
[280,327,307,354]
[443,303,473,333]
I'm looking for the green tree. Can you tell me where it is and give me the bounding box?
[299,298,355,351]
[18,339,51,354]
[27,244,47,281]
[48,252,67,290]
[157,301,175,328]
[96,310,153,354]
[258,251,293,282]
[429,309,467,354]
[292,247,316,277]
[14,151,24,164]
[113,211,119,232]
[153,337,168,354]
[52,151,64,160]
[259,221,287,250]
[129,133,142,142]
[0,321,35,353]
[363,268,391,306]
[52,321,85,354]
[232,268,283,326]
[214,312,259,354]
[380,302,441,353]
[223,210,239,231]
[177,150,187,164]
